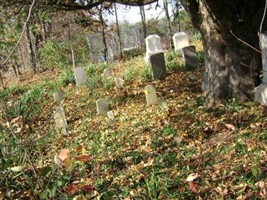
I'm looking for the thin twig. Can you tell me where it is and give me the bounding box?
[230,30,261,53]
[260,0,267,33]
[1,0,36,66]
[24,149,45,193]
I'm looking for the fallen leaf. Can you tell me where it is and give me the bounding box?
[76,145,84,153]
[58,149,69,161]
[75,155,92,162]
[82,185,93,193]
[64,184,78,195]
[186,173,198,182]
[225,124,236,131]
[188,181,198,193]
[63,158,72,168]
[54,156,62,166]
[9,166,23,172]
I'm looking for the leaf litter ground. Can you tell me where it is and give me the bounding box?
[1,55,267,199]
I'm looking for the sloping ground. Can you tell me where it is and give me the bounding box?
[0,54,267,199]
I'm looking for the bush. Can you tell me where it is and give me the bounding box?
[38,40,68,69]
[59,69,76,86]
[123,47,145,60]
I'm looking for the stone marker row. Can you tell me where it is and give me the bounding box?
[145,32,198,80]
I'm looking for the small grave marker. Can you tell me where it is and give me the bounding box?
[102,69,111,79]
[53,91,63,105]
[173,32,189,52]
[149,53,167,80]
[182,45,198,70]
[54,107,68,135]
[145,85,158,105]
[96,98,109,115]
[114,76,124,88]
[73,67,86,86]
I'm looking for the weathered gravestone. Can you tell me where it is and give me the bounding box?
[182,46,198,70]
[102,69,111,79]
[255,32,267,105]
[96,98,109,115]
[145,35,163,64]
[150,53,167,79]
[145,85,158,105]
[173,32,189,52]
[54,107,68,135]
[73,67,86,86]
[53,91,63,105]
[114,76,124,88]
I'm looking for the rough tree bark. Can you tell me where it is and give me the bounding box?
[98,5,108,62]
[163,0,173,48]
[114,3,123,59]
[183,0,265,107]
[140,5,147,40]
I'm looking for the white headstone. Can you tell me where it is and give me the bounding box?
[114,76,124,88]
[260,33,267,83]
[53,91,63,105]
[102,69,111,79]
[74,67,86,86]
[173,32,189,51]
[145,35,163,64]
[96,98,109,115]
[255,33,267,105]
[54,107,68,135]
[146,35,162,54]
[145,85,158,105]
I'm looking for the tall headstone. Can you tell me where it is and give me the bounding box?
[54,107,68,135]
[114,76,125,88]
[173,32,189,52]
[96,98,109,115]
[74,67,86,86]
[145,35,163,64]
[145,85,158,105]
[150,53,167,79]
[255,33,267,105]
[182,46,198,70]
[53,91,63,105]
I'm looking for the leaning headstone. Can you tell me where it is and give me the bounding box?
[145,35,163,64]
[54,107,68,135]
[53,91,63,105]
[96,98,109,115]
[145,85,158,105]
[255,33,267,105]
[182,46,198,70]
[114,76,124,88]
[150,53,167,79]
[73,67,86,86]
[102,69,111,79]
[173,32,189,52]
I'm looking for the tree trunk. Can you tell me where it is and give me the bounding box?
[99,7,108,62]
[26,23,39,73]
[140,5,147,39]
[185,0,264,107]
[114,4,123,59]
[163,0,173,49]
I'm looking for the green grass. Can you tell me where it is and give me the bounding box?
[1,55,267,199]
